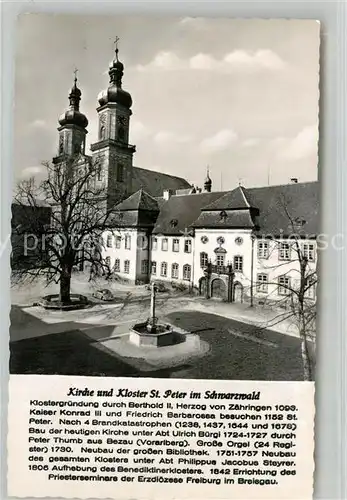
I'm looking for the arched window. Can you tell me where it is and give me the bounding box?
[183,264,191,281]
[118,126,125,141]
[97,166,102,182]
[59,134,64,154]
[117,164,124,182]
[99,125,106,140]
[73,141,80,154]
[200,252,208,268]
[171,263,179,279]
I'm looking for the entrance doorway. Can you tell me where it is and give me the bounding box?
[233,282,243,303]
[211,278,226,300]
[199,277,208,297]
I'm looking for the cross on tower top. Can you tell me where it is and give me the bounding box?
[73,67,78,85]
[114,36,120,59]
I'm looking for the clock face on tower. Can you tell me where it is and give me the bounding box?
[117,115,126,126]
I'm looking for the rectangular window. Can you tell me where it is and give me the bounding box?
[234,255,243,272]
[172,239,180,252]
[106,234,112,248]
[216,254,225,266]
[105,256,111,267]
[184,239,192,253]
[258,240,269,259]
[141,260,149,274]
[183,264,191,281]
[124,260,130,274]
[151,261,157,275]
[125,235,131,250]
[303,242,315,262]
[278,275,290,295]
[200,252,208,268]
[279,242,291,260]
[162,238,168,251]
[115,236,121,249]
[171,263,179,279]
[114,259,120,272]
[152,237,158,251]
[256,273,268,293]
[161,262,167,277]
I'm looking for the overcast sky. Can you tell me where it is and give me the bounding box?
[14,15,320,190]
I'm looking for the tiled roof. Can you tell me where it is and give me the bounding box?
[193,181,318,235]
[131,166,191,197]
[152,181,318,236]
[192,209,255,229]
[152,191,226,235]
[247,181,318,236]
[204,186,251,210]
[115,189,159,212]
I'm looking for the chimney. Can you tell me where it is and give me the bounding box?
[290,178,298,184]
[163,189,173,200]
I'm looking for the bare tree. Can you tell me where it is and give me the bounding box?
[12,154,119,305]
[253,194,317,381]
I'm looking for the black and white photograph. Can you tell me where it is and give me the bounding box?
[10,15,319,382]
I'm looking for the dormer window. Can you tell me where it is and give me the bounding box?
[220,210,227,221]
[293,217,306,230]
[170,219,178,228]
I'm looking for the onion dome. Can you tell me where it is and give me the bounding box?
[98,44,132,109]
[59,73,88,129]
[204,167,212,192]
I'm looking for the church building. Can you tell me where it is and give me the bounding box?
[52,45,318,305]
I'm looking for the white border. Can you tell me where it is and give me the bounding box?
[1,1,345,499]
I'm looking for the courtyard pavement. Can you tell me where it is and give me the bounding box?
[10,292,300,342]
[9,276,313,380]
[9,308,312,381]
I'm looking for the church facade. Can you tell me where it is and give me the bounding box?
[53,47,318,305]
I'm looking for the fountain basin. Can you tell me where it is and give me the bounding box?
[129,321,179,348]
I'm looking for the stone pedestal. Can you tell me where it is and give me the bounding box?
[129,323,176,348]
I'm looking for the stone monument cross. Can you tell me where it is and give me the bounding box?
[149,282,157,331]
